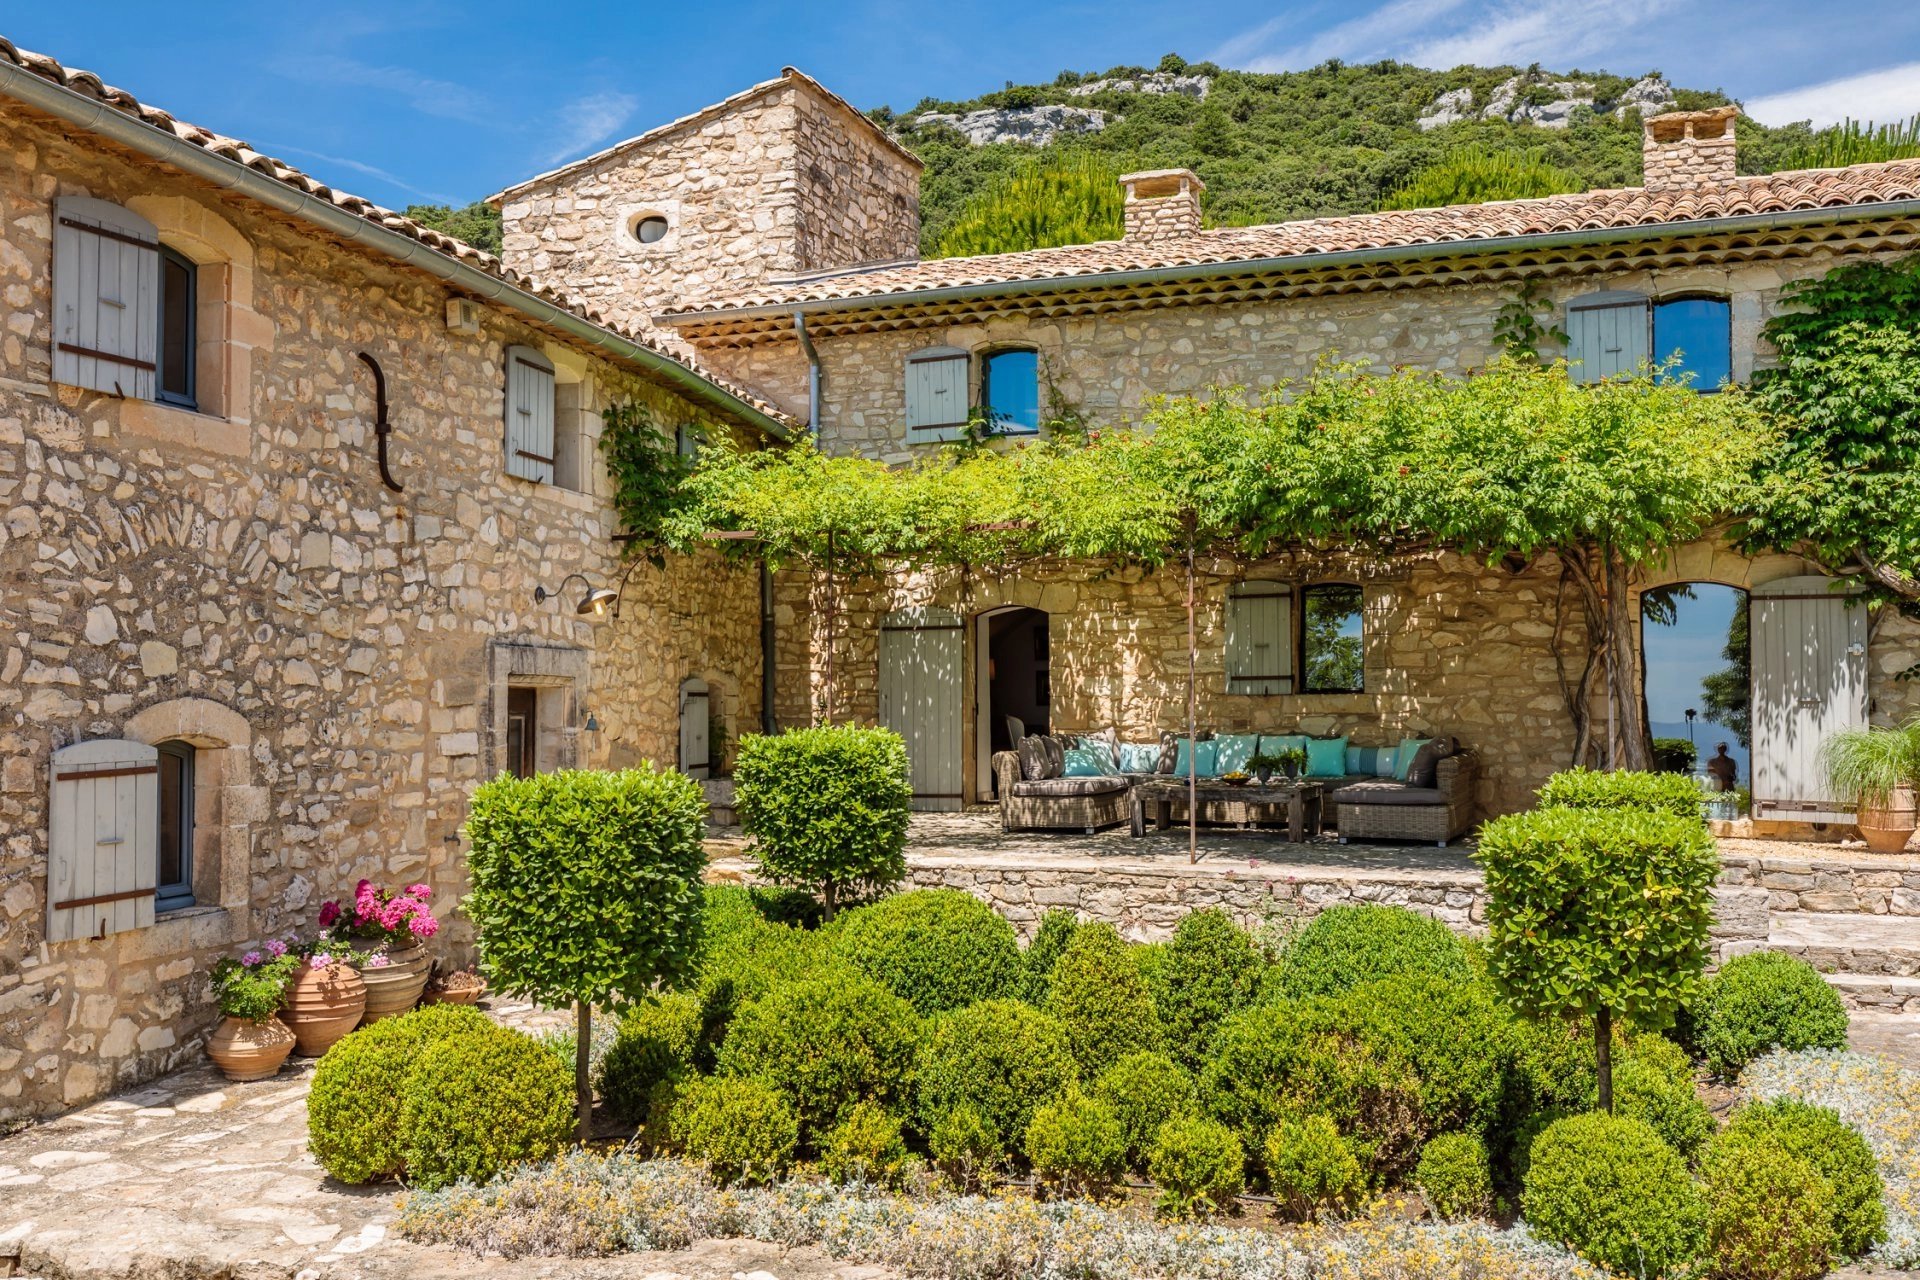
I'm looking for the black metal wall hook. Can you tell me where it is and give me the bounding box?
[356,351,404,494]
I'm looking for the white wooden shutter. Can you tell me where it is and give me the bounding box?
[1566,292,1650,384]
[1750,575,1869,824]
[53,197,160,399]
[47,738,159,942]
[1226,581,1294,695]
[679,679,710,781]
[905,347,970,442]
[878,607,965,811]
[504,345,556,483]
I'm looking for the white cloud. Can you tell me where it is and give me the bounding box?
[258,142,456,204]
[273,53,492,124]
[1744,61,1920,128]
[543,91,640,165]
[1210,0,1663,73]
[1237,0,1476,71]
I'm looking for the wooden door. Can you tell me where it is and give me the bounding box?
[879,608,964,811]
[506,687,538,779]
[1750,575,1868,823]
[680,679,710,781]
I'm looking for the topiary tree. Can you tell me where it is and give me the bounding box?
[466,767,714,1143]
[396,1025,575,1191]
[1536,766,1706,818]
[1521,1112,1708,1278]
[1263,1114,1364,1222]
[1269,904,1471,1001]
[1475,806,1718,1111]
[1024,1087,1127,1199]
[1019,908,1081,1004]
[1045,921,1165,1077]
[821,1100,913,1189]
[1703,1138,1835,1280]
[915,998,1078,1149]
[826,888,1021,1015]
[1148,1115,1245,1221]
[1152,908,1265,1071]
[465,766,708,1143]
[1693,951,1850,1081]
[670,1075,799,1188]
[306,1003,492,1183]
[597,992,704,1125]
[733,724,911,919]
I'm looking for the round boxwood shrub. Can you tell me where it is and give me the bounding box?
[929,1103,1003,1191]
[1694,952,1849,1081]
[1202,998,1425,1180]
[826,889,1021,1016]
[1024,1088,1126,1199]
[671,1075,799,1188]
[689,886,845,1066]
[1521,1112,1708,1279]
[1045,921,1165,1077]
[1344,974,1510,1137]
[821,1100,912,1189]
[915,998,1077,1148]
[1415,1132,1494,1220]
[597,992,704,1125]
[1709,1099,1886,1259]
[1019,909,1080,1004]
[397,1025,574,1192]
[1153,908,1265,1072]
[1269,905,1471,1001]
[1614,1052,1715,1162]
[1535,766,1707,818]
[716,974,921,1144]
[307,1003,492,1183]
[1703,1136,1835,1280]
[1148,1115,1245,1221]
[1092,1050,1198,1168]
[1263,1114,1364,1222]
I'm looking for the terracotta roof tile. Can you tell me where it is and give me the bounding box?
[670,160,1920,316]
[0,35,796,429]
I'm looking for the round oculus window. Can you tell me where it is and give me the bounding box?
[632,215,670,245]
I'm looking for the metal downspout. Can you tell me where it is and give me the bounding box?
[792,310,822,439]
[760,561,777,735]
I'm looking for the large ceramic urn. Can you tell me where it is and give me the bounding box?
[282,960,366,1055]
[205,1016,297,1081]
[358,943,432,1023]
[1857,786,1918,854]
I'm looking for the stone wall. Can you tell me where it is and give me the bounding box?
[0,111,763,1120]
[498,78,919,329]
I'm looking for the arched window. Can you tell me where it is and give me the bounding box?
[1301,583,1365,694]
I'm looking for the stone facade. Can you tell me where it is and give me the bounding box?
[0,108,765,1121]
[496,74,920,326]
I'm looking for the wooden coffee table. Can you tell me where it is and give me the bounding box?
[1129,777,1326,842]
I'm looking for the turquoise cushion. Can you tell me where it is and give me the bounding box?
[1063,745,1117,777]
[1118,742,1161,773]
[1215,733,1259,775]
[1174,738,1220,778]
[1305,735,1350,778]
[1259,733,1309,760]
[1345,745,1377,775]
[1393,737,1433,781]
[1374,748,1400,779]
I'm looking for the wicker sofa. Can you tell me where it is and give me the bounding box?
[1331,749,1479,846]
[993,748,1130,833]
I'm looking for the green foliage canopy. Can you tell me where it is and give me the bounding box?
[1379,145,1585,211]
[934,152,1125,258]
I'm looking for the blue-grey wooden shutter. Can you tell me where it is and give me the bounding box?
[504,345,556,483]
[1566,292,1650,384]
[53,197,160,399]
[904,346,970,442]
[48,738,159,942]
[1226,581,1294,695]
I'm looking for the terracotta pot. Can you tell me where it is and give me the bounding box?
[423,977,487,1006]
[358,943,432,1023]
[282,961,366,1055]
[206,1015,296,1081]
[1857,788,1918,853]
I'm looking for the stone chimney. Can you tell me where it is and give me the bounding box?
[1120,169,1205,241]
[1642,106,1739,191]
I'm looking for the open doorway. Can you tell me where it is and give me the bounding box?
[1641,583,1749,796]
[974,607,1050,800]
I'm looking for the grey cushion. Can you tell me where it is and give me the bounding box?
[1017,737,1050,781]
[1043,736,1067,778]
[1404,741,1443,788]
[1010,775,1130,798]
[1329,779,1448,807]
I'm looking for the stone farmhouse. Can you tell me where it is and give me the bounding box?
[2,38,1918,1121]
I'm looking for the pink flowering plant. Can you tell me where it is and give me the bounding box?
[317,880,440,953]
[209,944,301,1021]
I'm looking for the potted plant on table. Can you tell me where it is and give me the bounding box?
[1821,720,1920,853]
[205,942,299,1081]
[1248,750,1280,785]
[316,881,440,1023]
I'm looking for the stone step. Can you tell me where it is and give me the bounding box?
[1824,972,1920,1015]
[1751,912,1920,978]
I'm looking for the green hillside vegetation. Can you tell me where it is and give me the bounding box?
[1379,145,1585,211]
[1781,114,1920,168]
[934,153,1125,257]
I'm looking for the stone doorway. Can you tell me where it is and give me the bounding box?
[975,606,1050,800]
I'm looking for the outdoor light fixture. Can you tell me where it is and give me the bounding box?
[534,573,617,616]
[583,712,600,733]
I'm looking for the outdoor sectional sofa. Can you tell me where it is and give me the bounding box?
[993,730,1477,845]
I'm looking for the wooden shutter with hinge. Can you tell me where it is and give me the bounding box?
[905,346,969,442]
[1226,581,1294,695]
[53,197,161,399]
[1565,292,1650,384]
[504,345,556,483]
[47,738,159,942]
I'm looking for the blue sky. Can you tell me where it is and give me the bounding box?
[9,2,1920,210]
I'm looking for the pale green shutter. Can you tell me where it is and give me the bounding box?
[1226,581,1293,695]
[905,347,969,442]
[1566,292,1650,384]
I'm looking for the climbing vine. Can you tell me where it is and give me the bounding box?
[1492,279,1567,365]
[599,401,695,563]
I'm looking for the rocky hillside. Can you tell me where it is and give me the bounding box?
[878,56,1822,254]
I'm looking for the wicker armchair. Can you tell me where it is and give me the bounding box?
[1333,750,1479,846]
[993,750,1131,834]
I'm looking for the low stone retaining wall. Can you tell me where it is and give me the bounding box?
[1718,844,1920,916]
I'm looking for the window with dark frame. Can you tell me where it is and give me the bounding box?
[1301,584,1366,694]
[980,349,1040,434]
[156,246,196,410]
[155,740,194,911]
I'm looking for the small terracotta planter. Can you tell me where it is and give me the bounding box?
[358,943,432,1023]
[1857,788,1917,853]
[206,1015,297,1081]
[283,961,366,1055]
[423,971,487,1006]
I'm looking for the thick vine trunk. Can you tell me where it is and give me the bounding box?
[1601,546,1653,771]
[575,1001,593,1145]
[1186,540,1199,866]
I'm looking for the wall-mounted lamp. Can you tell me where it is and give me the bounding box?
[534,572,617,616]
[583,712,601,733]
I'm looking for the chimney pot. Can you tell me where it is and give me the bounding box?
[1120,168,1205,241]
[1642,106,1739,191]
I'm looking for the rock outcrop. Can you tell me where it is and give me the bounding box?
[912,104,1108,146]
[1418,73,1679,131]
[1067,72,1212,100]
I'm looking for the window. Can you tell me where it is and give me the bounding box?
[1565,291,1650,384]
[1225,581,1294,695]
[503,345,557,482]
[156,247,197,410]
[1653,297,1731,390]
[981,349,1040,434]
[1301,584,1365,694]
[631,214,670,245]
[905,345,969,441]
[52,196,162,399]
[155,740,195,911]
